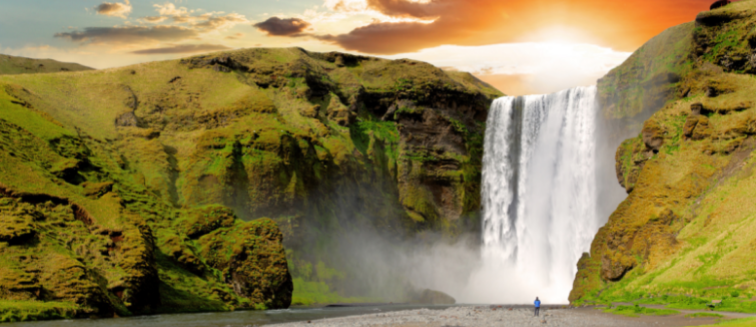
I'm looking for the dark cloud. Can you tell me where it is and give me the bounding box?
[95,0,132,18]
[254,17,311,37]
[55,26,198,44]
[131,44,231,54]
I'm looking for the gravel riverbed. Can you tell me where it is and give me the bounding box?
[269,306,723,327]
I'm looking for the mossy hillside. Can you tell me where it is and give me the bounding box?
[571,1,756,312]
[598,21,695,142]
[0,54,92,75]
[0,47,500,312]
[0,85,292,321]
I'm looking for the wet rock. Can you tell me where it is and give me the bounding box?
[408,289,456,305]
[199,218,293,309]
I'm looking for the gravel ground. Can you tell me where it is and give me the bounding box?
[269,306,724,327]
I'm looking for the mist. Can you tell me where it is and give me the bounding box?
[284,84,635,306]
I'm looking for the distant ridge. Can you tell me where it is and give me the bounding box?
[0,54,93,75]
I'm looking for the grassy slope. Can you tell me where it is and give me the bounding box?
[0,82,291,321]
[0,54,92,75]
[572,0,756,314]
[0,48,501,319]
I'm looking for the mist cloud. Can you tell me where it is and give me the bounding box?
[131,44,231,54]
[254,17,311,37]
[95,0,132,19]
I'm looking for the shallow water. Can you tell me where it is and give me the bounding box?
[4,304,456,327]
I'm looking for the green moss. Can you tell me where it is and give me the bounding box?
[604,304,679,317]
[0,47,500,321]
[695,317,756,327]
[686,312,725,318]
[0,300,80,322]
[574,2,756,307]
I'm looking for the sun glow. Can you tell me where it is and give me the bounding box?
[517,25,598,45]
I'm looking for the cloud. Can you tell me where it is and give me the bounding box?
[58,2,249,46]
[193,13,248,32]
[95,0,132,19]
[131,44,231,54]
[254,17,311,37]
[225,33,245,40]
[314,0,508,53]
[54,26,198,45]
[141,3,248,32]
[154,3,191,16]
[384,42,631,95]
[142,16,169,23]
[314,0,717,54]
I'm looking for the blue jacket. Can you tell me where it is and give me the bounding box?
[534,300,541,308]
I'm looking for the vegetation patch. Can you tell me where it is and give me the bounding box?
[604,304,679,317]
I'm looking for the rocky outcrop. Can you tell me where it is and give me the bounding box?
[710,0,730,10]
[571,1,756,307]
[0,48,500,321]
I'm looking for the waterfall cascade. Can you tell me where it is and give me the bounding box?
[472,86,601,304]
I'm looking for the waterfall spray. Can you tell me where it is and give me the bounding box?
[464,86,601,304]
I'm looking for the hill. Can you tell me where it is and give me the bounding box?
[0,48,501,321]
[571,0,756,313]
[0,54,93,75]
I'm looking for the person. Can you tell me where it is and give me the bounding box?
[534,297,541,317]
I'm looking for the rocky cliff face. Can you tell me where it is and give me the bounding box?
[571,1,756,312]
[0,48,500,320]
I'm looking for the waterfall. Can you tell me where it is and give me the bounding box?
[469,86,600,304]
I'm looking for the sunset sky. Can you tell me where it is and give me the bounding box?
[0,0,718,95]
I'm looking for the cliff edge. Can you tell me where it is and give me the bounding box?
[571,0,756,313]
[0,48,501,321]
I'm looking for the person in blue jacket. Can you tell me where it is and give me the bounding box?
[534,297,541,317]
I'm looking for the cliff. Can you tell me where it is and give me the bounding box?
[571,0,756,313]
[0,48,501,321]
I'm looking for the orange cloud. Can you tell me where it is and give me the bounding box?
[313,0,717,54]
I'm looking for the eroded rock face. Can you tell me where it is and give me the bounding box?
[571,3,756,303]
[0,48,500,320]
[199,219,292,309]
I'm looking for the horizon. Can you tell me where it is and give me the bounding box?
[0,0,722,95]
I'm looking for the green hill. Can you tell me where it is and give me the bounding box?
[0,54,92,75]
[571,0,756,314]
[0,48,501,321]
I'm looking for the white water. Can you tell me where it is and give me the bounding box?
[463,86,601,304]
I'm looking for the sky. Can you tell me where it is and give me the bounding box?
[0,0,718,95]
